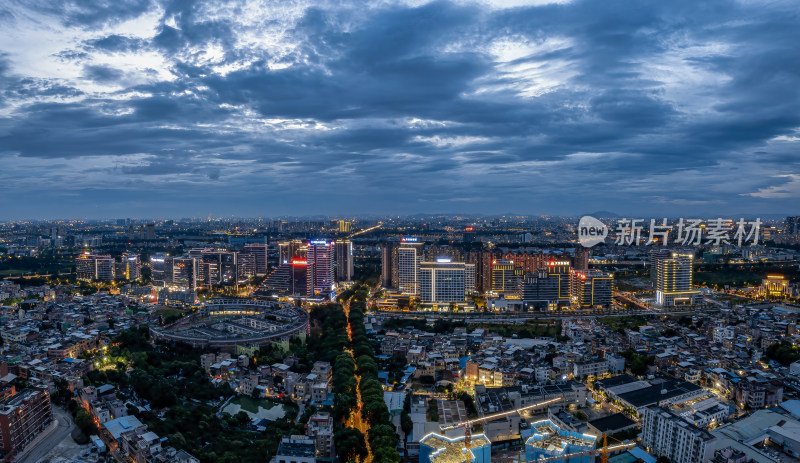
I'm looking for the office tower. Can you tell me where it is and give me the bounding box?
[96,255,115,281]
[254,259,308,297]
[278,240,304,265]
[75,254,95,281]
[334,239,354,282]
[418,259,475,304]
[397,238,423,295]
[381,243,396,288]
[218,252,239,285]
[118,252,141,280]
[168,257,198,290]
[787,216,800,236]
[278,242,290,264]
[522,271,569,311]
[187,250,243,286]
[150,253,167,285]
[641,406,716,463]
[189,251,218,286]
[491,259,524,296]
[477,251,496,293]
[141,223,156,240]
[570,270,613,309]
[307,240,333,295]
[237,251,256,282]
[574,246,589,271]
[0,387,54,458]
[649,248,673,285]
[338,220,351,233]
[545,260,571,299]
[521,259,571,310]
[462,226,476,243]
[424,245,463,262]
[654,252,700,306]
[243,244,269,275]
[75,253,115,281]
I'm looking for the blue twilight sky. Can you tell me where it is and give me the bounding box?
[1,0,799,219]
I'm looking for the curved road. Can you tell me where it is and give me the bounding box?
[16,406,75,463]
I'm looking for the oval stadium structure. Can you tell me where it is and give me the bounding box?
[150,298,309,348]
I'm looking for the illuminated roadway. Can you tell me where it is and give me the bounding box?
[342,297,373,463]
[613,292,651,310]
[347,222,383,239]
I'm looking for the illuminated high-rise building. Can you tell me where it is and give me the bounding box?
[491,259,524,297]
[649,248,673,285]
[334,239,354,282]
[117,252,141,280]
[397,238,423,295]
[237,251,256,282]
[654,252,700,306]
[188,250,240,285]
[418,259,475,304]
[75,253,115,281]
[243,243,269,275]
[462,226,476,243]
[307,240,334,295]
[500,251,548,274]
[570,270,613,309]
[338,220,352,233]
[150,252,167,285]
[168,257,198,290]
[254,259,308,297]
[521,259,571,310]
[278,240,304,265]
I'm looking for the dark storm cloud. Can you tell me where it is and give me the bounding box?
[84,35,150,53]
[83,65,126,83]
[1,0,800,218]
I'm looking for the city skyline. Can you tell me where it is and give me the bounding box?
[1,0,799,218]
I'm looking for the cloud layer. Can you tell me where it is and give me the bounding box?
[1,0,799,218]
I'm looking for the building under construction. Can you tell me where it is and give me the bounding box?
[419,432,492,463]
[524,419,597,463]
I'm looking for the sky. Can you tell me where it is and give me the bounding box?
[1,0,799,219]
